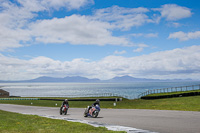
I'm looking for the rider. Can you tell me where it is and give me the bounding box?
[87,99,100,113]
[92,99,100,107]
[60,99,69,111]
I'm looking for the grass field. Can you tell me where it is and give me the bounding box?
[0,110,124,133]
[1,95,200,111]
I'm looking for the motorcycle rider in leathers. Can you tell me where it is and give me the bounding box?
[87,99,100,113]
[92,99,100,107]
[60,99,69,112]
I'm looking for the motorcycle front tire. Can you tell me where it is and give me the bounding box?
[64,109,68,115]
[84,109,88,117]
[92,111,98,118]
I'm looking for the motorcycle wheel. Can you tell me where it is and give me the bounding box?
[92,111,98,118]
[64,109,68,115]
[84,109,88,117]
[60,110,62,115]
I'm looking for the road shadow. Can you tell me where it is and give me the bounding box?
[84,116,104,119]
[96,117,104,118]
[59,114,70,116]
[87,116,104,119]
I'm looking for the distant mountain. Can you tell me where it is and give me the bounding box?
[110,75,196,82]
[27,76,100,82]
[107,75,160,82]
[0,75,196,83]
[29,76,63,82]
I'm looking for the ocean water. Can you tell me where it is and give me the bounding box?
[0,81,200,99]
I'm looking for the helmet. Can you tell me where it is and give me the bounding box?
[96,99,100,103]
[65,99,68,102]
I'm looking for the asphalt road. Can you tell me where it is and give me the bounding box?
[1,104,200,133]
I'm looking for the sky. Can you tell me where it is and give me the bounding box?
[0,0,200,81]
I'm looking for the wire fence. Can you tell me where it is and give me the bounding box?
[0,93,128,100]
[51,93,129,99]
[138,84,200,98]
[0,98,39,100]
[0,93,129,100]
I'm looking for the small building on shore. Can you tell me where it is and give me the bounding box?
[0,89,9,98]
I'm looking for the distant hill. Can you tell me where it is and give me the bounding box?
[0,75,196,83]
[25,76,100,82]
[107,75,160,82]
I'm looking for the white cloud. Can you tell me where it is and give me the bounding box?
[41,0,94,10]
[1,45,200,80]
[133,43,149,52]
[100,45,200,79]
[0,25,31,51]
[17,0,94,11]
[1,1,139,51]
[170,22,181,28]
[93,5,151,30]
[131,33,158,38]
[133,47,144,52]
[1,2,193,52]
[153,4,192,21]
[0,0,93,28]
[0,1,195,54]
[168,31,200,41]
[114,50,126,55]
[0,0,95,51]
[30,15,129,46]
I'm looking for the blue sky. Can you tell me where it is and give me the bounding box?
[0,0,200,80]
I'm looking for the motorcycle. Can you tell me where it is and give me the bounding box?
[60,105,69,115]
[84,105,100,118]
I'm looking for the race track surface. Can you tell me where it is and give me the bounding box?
[0,104,200,133]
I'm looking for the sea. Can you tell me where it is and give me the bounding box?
[0,81,200,99]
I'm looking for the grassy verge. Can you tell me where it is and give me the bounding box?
[1,96,200,111]
[118,96,200,111]
[0,110,124,133]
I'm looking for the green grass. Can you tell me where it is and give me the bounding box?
[116,96,200,111]
[1,96,200,111]
[0,110,124,133]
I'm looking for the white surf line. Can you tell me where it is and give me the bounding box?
[24,114,158,133]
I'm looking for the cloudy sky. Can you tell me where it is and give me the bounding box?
[0,0,200,80]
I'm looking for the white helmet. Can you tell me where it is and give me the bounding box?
[96,99,100,103]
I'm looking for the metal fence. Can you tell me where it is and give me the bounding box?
[138,84,200,98]
[52,93,128,99]
[0,93,128,100]
[0,98,39,100]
